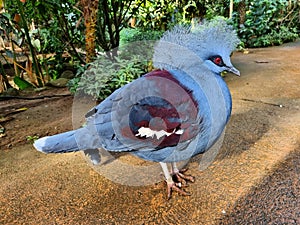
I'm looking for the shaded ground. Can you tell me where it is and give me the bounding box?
[0,41,299,224]
[220,148,300,225]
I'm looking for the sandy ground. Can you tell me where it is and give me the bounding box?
[0,41,299,224]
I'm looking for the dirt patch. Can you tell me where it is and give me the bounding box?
[0,88,73,150]
[0,41,299,224]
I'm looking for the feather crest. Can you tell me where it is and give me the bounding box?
[153,17,240,70]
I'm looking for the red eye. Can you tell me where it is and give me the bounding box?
[209,55,225,67]
[214,57,222,65]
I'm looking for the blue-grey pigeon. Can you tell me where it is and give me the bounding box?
[34,18,240,199]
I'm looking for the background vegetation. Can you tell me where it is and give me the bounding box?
[0,0,299,98]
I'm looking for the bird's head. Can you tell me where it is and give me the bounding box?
[203,54,240,76]
[153,17,240,76]
[189,17,240,76]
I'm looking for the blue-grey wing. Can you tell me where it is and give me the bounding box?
[84,69,203,156]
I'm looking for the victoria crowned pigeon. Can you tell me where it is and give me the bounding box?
[34,18,240,199]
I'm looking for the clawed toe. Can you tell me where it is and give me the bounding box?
[160,163,195,200]
[165,168,195,199]
[166,180,191,200]
[172,169,195,184]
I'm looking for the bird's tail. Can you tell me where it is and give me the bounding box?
[33,127,100,154]
[34,130,81,153]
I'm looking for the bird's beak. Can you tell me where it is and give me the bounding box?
[227,66,240,76]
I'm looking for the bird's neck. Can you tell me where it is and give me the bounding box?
[214,73,232,122]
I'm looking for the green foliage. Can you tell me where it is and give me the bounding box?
[132,0,231,30]
[67,76,81,94]
[15,0,44,86]
[3,0,85,86]
[233,0,300,47]
[4,0,85,60]
[1,0,299,94]
[69,23,163,100]
[13,76,34,90]
[204,0,230,19]
[96,0,144,59]
[69,55,148,100]
[0,12,23,46]
[120,28,163,44]
[132,0,299,48]
[251,26,298,47]
[26,135,39,143]
[133,0,179,30]
[30,10,84,57]
[132,0,198,30]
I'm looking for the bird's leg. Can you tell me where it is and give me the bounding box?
[171,162,195,185]
[159,162,190,199]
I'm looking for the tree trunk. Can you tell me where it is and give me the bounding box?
[229,0,233,18]
[81,0,99,63]
[238,0,246,25]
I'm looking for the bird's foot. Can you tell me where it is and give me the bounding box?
[172,168,195,186]
[166,169,195,200]
[166,177,190,200]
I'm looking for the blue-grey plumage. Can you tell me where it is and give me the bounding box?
[33,18,240,198]
[34,130,79,153]
[34,67,231,161]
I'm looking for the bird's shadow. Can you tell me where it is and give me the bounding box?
[190,105,272,167]
[215,107,271,160]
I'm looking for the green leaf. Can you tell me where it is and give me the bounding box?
[32,39,41,52]
[13,76,34,90]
